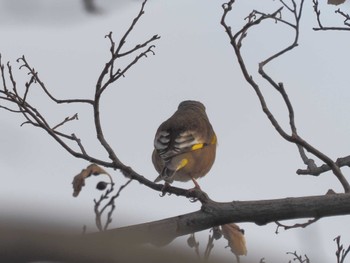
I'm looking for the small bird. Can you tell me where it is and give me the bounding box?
[152,100,217,188]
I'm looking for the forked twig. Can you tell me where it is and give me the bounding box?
[94,179,133,231]
[334,236,350,263]
[275,218,319,234]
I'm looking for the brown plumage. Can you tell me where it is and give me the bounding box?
[152,100,217,188]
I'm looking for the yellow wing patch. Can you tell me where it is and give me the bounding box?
[191,135,216,151]
[176,158,188,171]
[211,134,217,145]
[191,143,204,150]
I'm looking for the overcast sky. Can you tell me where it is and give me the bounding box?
[0,0,350,262]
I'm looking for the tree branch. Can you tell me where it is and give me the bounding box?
[18,56,94,105]
[275,217,319,233]
[95,193,350,246]
[91,0,160,171]
[0,193,349,262]
[313,0,350,31]
[297,155,350,176]
[221,0,350,192]
[334,235,350,263]
[0,0,168,200]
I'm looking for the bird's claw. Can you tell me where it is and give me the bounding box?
[159,182,171,197]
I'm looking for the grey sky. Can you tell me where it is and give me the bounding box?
[0,0,349,262]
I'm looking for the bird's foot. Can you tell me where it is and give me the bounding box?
[186,186,203,202]
[159,182,171,197]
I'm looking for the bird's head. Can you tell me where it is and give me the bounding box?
[178,100,206,111]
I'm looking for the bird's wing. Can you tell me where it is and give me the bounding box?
[154,129,205,161]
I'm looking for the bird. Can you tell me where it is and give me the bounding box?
[152,100,217,188]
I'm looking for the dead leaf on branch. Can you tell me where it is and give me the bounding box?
[328,0,346,5]
[221,223,247,257]
[72,164,111,197]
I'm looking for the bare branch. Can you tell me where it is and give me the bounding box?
[114,0,148,57]
[204,229,217,260]
[98,193,350,246]
[17,56,94,105]
[92,0,160,175]
[0,0,166,202]
[52,113,79,130]
[336,8,350,27]
[102,179,133,231]
[221,0,350,192]
[0,103,21,113]
[286,251,310,263]
[101,42,158,94]
[313,0,350,31]
[334,235,350,263]
[0,54,8,92]
[71,133,88,156]
[95,0,160,95]
[297,155,350,176]
[0,202,349,263]
[275,218,319,233]
[279,0,294,13]
[94,183,114,232]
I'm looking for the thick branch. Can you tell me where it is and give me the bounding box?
[96,193,350,246]
[1,193,349,262]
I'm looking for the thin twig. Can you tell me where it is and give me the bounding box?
[17,56,94,105]
[94,184,114,232]
[275,218,319,234]
[103,179,133,231]
[204,232,215,261]
[0,104,21,113]
[334,236,350,263]
[286,251,310,263]
[0,54,8,92]
[52,113,79,130]
[297,155,350,176]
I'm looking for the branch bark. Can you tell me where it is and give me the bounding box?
[1,193,349,262]
[96,193,350,246]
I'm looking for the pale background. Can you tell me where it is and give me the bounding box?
[0,0,349,262]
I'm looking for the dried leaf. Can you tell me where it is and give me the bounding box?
[72,164,109,197]
[221,223,247,257]
[328,0,346,5]
[187,233,198,248]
